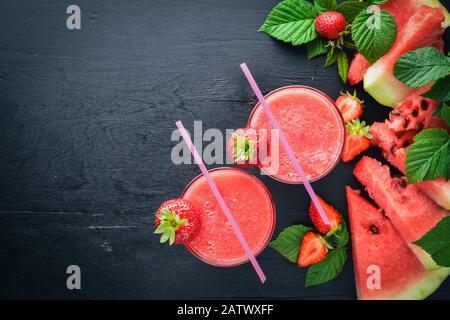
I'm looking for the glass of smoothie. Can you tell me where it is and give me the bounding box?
[181,167,276,267]
[248,85,345,184]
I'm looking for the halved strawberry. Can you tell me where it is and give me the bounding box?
[227,127,266,168]
[335,90,364,123]
[154,198,202,245]
[298,232,328,267]
[342,119,372,163]
[309,196,342,235]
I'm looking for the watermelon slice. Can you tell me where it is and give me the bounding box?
[348,0,450,87]
[353,156,450,270]
[364,5,447,106]
[346,187,448,299]
[369,121,450,209]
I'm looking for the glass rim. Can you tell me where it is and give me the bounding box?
[247,85,345,185]
[181,167,276,267]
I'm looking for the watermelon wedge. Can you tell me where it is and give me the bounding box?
[348,0,450,87]
[364,5,447,106]
[346,187,448,299]
[353,156,450,270]
[369,121,450,209]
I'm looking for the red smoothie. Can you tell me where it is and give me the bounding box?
[182,168,275,266]
[248,85,344,184]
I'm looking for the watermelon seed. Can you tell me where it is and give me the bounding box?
[369,225,379,234]
[411,109,418,117]
[420,100,428,111]
[403,118,409,129]
[415,123,424,131]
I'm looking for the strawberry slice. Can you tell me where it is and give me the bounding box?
[335,91,364,123]
[298,232,328,267]
[342,119,372,163]
[309,196,342,235]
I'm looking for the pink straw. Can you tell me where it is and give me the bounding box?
[240,63,330,226]
[175,121,267,283]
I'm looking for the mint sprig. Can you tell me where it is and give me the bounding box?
[405,129,450,183]
[351,9,397,64]
[394,47,450,88]
[259,0,317,46]
[413,216,450,268]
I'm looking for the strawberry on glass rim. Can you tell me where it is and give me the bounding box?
[227,127,266,168]
[335,90,364,123]
[342,119,372,163]
[154,198,202,245]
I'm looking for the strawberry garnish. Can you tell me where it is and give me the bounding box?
[298,232,329,267]
[342,119,372,163]
[227,127,265,168]
[154,199,201,245]
[335,91,364,123]
[315,11,347,40]
[309,196,342,235]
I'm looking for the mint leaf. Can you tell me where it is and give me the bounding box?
[305,247,347,287]
[336,1,368,23]
[328,220,349,247]
[314,0,336,14]
[269,224,312,263]
[259,0,317,46]
[405,129,450,183]
[307,36,327,59]
[337,50,349,84]
[441,102,450,126]
[394,48,450,88]
[421,75,450,101]
[413,216,450,268]
[352,9,397,64]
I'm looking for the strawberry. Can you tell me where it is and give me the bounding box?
[348,53,370,85]
[154,198,202,245]
[315,11,347,40]
[298,232,328,267]
[309,196,342,235]
[227,127,266,168]
[342,119,372,163]
[335,90,364,123]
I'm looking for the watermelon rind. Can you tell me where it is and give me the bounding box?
[411,245,449,271]
[387,268,449,300]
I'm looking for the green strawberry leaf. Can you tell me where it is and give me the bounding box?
[405,129,450,183]
[337,50,349,84]
[421,75,450,101]
[269,224,312,263]
[305,247,347,287]
[307,36,328,59]
[413,216,450,267]
[259,0,317,46]
[314,0,336,14]
[336,1,368,23]
[369,0,387,4]
[441,102,450,126]
[352,9,397,64]
[394,48,450,88]
[325,48,338,67]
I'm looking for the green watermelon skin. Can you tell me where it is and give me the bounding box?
[364,5,446,106]
[346,187,448,300]
[353,156,449,270]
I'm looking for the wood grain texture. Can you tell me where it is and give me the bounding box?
[0,0,449,299]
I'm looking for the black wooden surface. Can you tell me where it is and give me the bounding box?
[0,0,449,299]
